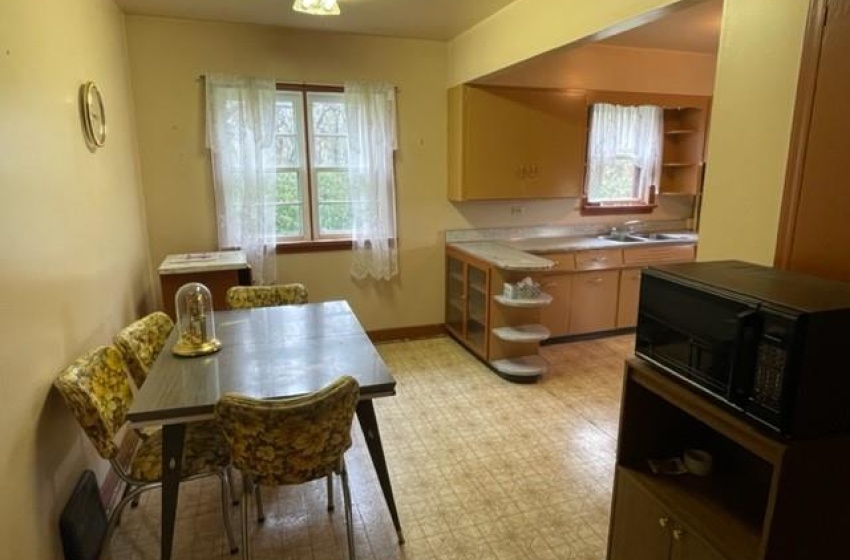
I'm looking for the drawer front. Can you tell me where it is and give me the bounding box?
[623,244,695,266]
[575,249,624,270]
[537,252,577,272]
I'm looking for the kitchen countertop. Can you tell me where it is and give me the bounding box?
[448,232,698,271]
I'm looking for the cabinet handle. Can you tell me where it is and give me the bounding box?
[672,529,685,540]
[590,277,604,284]
[658,517,669,528]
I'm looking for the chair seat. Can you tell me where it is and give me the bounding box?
[130,421,231,481]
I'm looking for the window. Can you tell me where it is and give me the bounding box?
[583,103,664,215]
[273,85,352,245]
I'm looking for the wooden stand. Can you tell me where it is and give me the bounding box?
[607,358,850,560]
[158,252,251,319]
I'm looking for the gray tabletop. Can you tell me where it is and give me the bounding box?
[127,300,396,425]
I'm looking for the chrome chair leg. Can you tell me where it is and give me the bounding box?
[220,471,239,554]
[229,466,239,505]
[255,485,265,523]
[326,474,334,511]
[340,460,355,560]
[241,475,253,560]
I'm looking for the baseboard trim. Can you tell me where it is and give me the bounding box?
[367,324,446,343]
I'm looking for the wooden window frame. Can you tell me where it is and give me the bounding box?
[274,83,353,253]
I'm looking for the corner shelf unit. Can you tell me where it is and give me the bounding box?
[660,105,708,195]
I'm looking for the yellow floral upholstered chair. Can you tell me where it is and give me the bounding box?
[215,376,360,560]
[113,311,174,389]
[53,345,239,554]
[225,284,309,309]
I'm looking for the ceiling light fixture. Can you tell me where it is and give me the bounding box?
[292,0,341,16]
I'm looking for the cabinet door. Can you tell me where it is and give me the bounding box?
[569,270,619,335]
[616,268,642,328]
[609,472,672,560]
[445,255,465,337]
[537,273,572,337]
[464,262,489,355]
[670,527,727,560]
[449,85,587,201]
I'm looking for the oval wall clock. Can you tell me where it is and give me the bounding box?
[80,81,106,148]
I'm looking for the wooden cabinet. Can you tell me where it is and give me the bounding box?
[532,252,577,338]
[616,268,642,329]
[158,251,251,319]
[569,270,620,335]
[445,251,490,357]
[608,358,850,560]
[446,245,553,381]
[610,469,727,560]
[568,248,622,334]
[661,107,709,195]
[448,85,587,201]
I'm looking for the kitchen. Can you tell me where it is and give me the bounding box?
[3,0,838,559]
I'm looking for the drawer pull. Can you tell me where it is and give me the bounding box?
[658,517,669,528]
[590,277,604,284]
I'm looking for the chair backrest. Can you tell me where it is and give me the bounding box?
[215,376,359,486]
[225,284,309,309]
[53,346,134,460]
[114,311,174,388]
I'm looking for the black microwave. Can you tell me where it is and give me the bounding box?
[635,260,850,438]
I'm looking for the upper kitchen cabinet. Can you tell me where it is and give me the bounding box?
[448,85,587,201]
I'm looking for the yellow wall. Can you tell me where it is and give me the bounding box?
[480,44,716,96]
[0,0,152,557]
[125,17,465,331]
[697,0,808,263]
[449,0,680,86]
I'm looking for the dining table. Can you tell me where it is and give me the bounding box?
[126,300,403,560]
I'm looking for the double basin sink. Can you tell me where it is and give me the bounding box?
[598,232,683,243]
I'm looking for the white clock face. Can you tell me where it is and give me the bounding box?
[81,82,106,148]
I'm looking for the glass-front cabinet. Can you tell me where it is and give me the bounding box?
[445,252,489,357]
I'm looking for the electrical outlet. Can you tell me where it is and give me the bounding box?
[510,206,525,216]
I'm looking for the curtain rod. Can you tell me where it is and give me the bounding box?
[197,75,399,92]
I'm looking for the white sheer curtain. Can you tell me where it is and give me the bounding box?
[586,103,664,203]
[205,74,278,285]
[344,82,399,281]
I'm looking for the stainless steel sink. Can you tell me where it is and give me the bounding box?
[633,233,680,241]
[598,234,645,243]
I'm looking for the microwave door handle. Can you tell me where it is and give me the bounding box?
[731,309,760,403]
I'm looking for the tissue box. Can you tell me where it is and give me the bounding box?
[503,278,541,299]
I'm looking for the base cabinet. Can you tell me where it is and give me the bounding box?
[445,253,490,357]
[609,358,850,560]
[616,268,642,328]
[610,469,726,560]
[568,270,619,335]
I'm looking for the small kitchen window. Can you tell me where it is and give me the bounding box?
[582,103,664,215]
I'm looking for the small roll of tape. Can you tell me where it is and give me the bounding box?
[683,449,713,476]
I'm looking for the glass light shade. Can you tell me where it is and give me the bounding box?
[292,0,341,16]
[172,282,222,357]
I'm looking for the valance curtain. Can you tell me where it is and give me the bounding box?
[586,103,664,203]
[205,74,278,285]
[344,82,399,281]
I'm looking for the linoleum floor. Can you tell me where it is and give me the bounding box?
[106,334,632,560]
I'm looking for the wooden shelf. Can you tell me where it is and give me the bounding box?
[490,355,547,378]
[491,324,551,342]
[493,293,553,307]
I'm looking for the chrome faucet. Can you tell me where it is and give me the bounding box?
[622,220,643,234]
